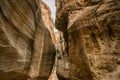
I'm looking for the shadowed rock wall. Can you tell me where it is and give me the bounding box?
[0,0,55,80]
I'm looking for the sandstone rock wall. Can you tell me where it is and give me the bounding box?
[0,0,55,80]
[40,1,56,44]
[55,0,120,80]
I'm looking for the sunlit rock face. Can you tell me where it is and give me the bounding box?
[55,0,120,80]
[0,0,55,80]
[40,1,56,44]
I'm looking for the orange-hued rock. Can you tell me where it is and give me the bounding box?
[55,0,120,80]
[40,1,56,44]
[0,0,55,80]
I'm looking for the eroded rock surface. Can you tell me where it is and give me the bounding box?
[55,0,120,80]
[0,0,55,80]
[40,1,56,44]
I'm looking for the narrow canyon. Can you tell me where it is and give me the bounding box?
[0,0,120,80]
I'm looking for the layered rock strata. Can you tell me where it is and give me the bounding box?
[55,0,120,80]
[0,0,55,80]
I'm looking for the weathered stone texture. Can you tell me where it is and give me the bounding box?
[55,0,120,80]
[40,1,56,44]
[0,0,55,80]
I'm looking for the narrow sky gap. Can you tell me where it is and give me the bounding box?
[43,0,58,32]
[43,0,56,22]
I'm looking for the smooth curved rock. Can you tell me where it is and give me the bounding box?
[0,0,55,79]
